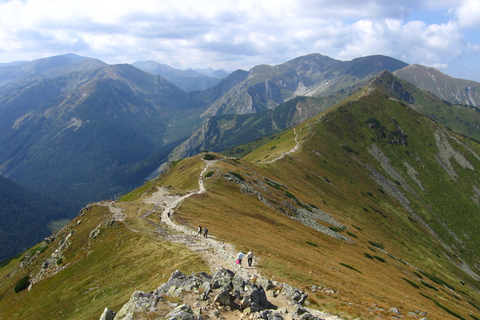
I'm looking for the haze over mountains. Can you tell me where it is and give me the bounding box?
[1,51,480,265]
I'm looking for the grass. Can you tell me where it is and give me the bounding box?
[339,263,362,274]
[0,201,208,320]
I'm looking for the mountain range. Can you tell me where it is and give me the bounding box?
[1,72,480,318]
[1,51,480,272]
[132,60,228,92]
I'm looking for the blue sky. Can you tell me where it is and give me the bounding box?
[0,0,479,81]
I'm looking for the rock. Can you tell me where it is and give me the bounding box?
[214,286,233,306]
[114,291,159,320]
[98,308,116,320]
[291,304,308,318]
[299,313,323,320]
[156,270,207,297]
[259,309,285,319]
[89,228,100,239]
[250,285,269,309]
[165,304,199,320]
[282,284,308,306]
[99,268,328,320]
[211,267,235,289]
[256,277,274,291]
[199,281,211,301]
[232,273,246,292]
[390,307,401,315]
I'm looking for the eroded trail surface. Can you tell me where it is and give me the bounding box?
[142,160,258,279]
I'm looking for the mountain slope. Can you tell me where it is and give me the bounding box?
[202,53,408,117]
[0,64,204,209]
[395,64,480,107]
[0,175,69,261]
[2,86,480,319]
[371,70,480,142]
[171,91,353,160]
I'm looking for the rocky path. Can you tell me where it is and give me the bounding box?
[142,160,258,279]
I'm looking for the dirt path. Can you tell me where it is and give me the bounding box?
[142,160,258,279]
[264,128,300,163]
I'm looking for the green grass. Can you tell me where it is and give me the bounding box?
[339,263,362,274]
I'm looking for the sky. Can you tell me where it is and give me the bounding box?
[0,0,479,81]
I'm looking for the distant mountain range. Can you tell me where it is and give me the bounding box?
[132,60,228,92]
[2,52,480,260]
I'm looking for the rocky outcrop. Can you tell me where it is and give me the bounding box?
[101,268,338,320]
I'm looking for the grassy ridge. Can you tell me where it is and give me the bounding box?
[0,199,208,320]
[177,90,480,318]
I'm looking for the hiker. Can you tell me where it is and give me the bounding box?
[197,226,202,236]
[236,251,244,268]
[247,250,254,267]
[203,228,208,238]
[167,211,171,218]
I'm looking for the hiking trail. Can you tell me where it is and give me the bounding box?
[264,128,301,163]
[139,160,258,279]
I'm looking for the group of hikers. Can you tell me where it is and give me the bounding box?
[196,226,254,268]
[236,250,254,268]
[197,226,208,238]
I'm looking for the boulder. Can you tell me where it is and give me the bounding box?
[232,273,246,292]
[250,285,269,309]
[390,307,401,315]
[199,281,211,301]
[114,291,159,320]
[156,270,206,297]
[99,308,116,320]
[256,277,274,291]
[211,267,235,289]
[214,286,233,306]
[299,313,323,320]
[165,304,199,320]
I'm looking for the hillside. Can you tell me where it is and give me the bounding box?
[2,87,480,319]
[0,175,70,261]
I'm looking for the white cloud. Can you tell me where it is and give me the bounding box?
[0,0,478,80]
[455,0,480,28]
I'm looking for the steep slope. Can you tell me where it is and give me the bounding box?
[0,175,69,261]
[2,87,480,319]
[132,60,224,92]
[0,64,203,210]
[395,64,480,107]
[372,71,480,142]
[202,53,408,117]
[171,91,353,160]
